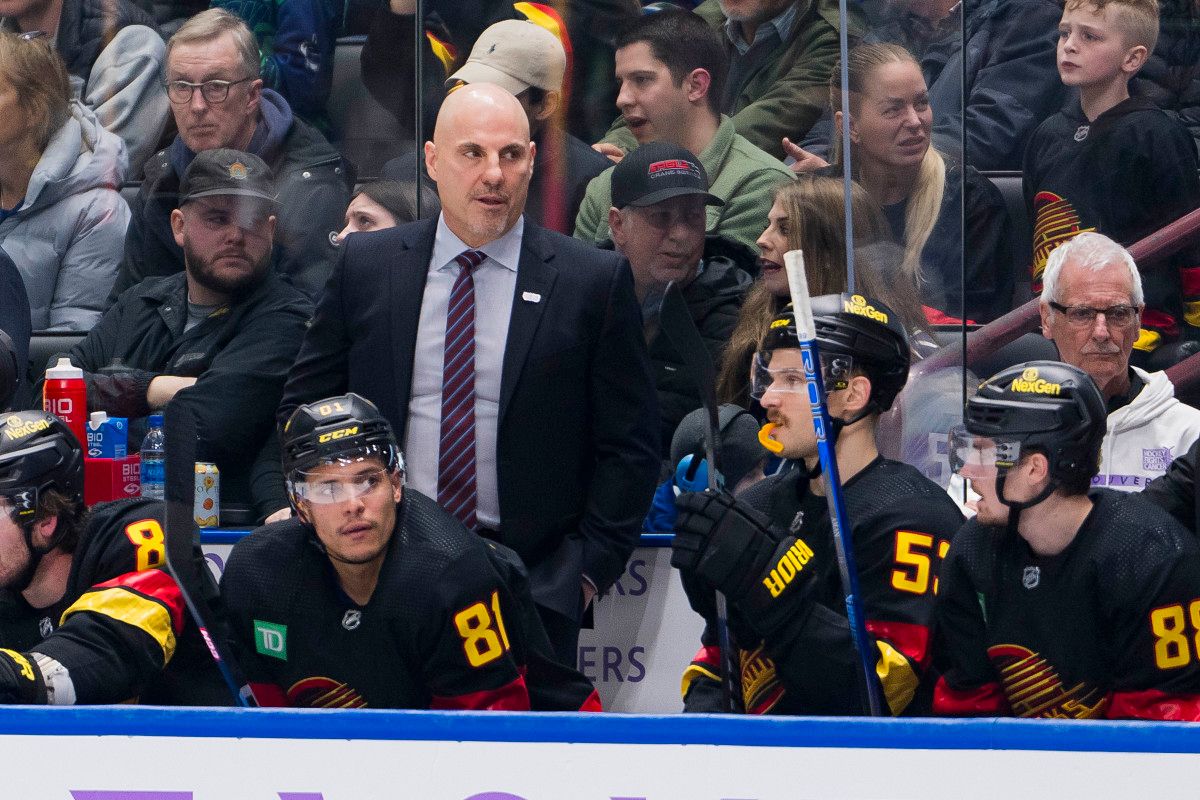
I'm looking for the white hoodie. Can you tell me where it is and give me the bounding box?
[1094,367,1200,491]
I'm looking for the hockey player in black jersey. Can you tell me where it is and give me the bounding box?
[0,410,226,704]
[671,294,964,715]
[936,360,1200,720]
[220,393,600,710]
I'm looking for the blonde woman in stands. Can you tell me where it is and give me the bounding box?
[0,32,128,332]
[716,174,926,410]
[794,42,1014,324]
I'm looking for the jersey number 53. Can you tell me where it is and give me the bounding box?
[891,531,950,596]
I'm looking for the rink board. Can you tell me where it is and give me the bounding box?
[4,708,1200,798]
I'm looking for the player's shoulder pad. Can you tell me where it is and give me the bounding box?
[222,518,310,588]
[398,491,496,565]
[1086,489,1198,588]
[393,492,509,606]
[73,497,167,580]
[851,458,965,533]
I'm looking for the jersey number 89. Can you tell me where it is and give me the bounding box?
[454,591,512,668]
[1150,600,1200,670]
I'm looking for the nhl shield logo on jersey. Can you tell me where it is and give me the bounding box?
[1023,566,1040,589]
[341,610,362,631]
[38,616,53,638]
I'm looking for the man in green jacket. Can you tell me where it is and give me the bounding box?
[573,10,790,251]
[597,0,848,162]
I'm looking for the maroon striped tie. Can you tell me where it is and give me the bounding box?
[438,249,485,529]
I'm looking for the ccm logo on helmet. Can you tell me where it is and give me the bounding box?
[1010,367,1062,396]
[843,294,889,324]
[317,425,359,443]
[762,538,816,598]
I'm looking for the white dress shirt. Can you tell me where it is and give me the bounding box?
[404,214,522,529]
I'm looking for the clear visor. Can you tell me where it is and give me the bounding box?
[291,465,393,505]
[948,425,1024,476]
[0,488,36,523]
[750,351,854,400]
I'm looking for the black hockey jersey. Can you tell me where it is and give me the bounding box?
[1023,97,1200,352]
[220,490,599,710]
[682,457,964,715]
[0,497,228,704]
[935,489,1200,720]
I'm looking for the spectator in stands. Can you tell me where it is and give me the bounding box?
[38,149,312,518]
[212,0,341,130]
[336,182,428,243]
[0,249,29,410]
[792,43,1013,323]
[1039,232,1200,491]
[113,9,349,303]
[607,141,753,454]
[0,0,169,173]
[574,10,791,251]
[716,174,922,409]
[279,84,661,665]
[436,18,611,235]
[1131,0,1200,154]
[598,0,844,161]
[0,33,128,332]
[1024,0,1200,364]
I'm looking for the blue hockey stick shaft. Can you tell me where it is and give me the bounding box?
[783,250,884,717]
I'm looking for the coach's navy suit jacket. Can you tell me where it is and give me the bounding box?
[279,217,661,620]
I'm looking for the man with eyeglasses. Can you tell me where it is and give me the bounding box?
[38,149,311,523]
[0,0,169,173]
[111,8,348,303]
[220,393,601,710]
[1039,232,1200,492]
[606,141,753,456]
[671,296,962,714]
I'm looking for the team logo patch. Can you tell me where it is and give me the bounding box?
[288,676,367,708]
[342,610,362,631]
[254,620,288,660]
[1143,447,1173,472]
[1022,566,1040,589]
[228,161,248,180]
[38,617,52,638]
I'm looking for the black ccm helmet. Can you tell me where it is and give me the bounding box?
[282,393,403,491]
[960,360,1105,507]
[761,293,911,413]
[0,411,84,523]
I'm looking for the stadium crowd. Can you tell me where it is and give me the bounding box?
[2,0,1200,720]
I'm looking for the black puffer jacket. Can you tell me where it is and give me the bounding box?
[1130,0,1200,155]
[113,90,350,303]
[649,237,754,456]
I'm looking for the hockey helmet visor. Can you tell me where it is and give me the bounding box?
[749,348,855,400]
[282,394,403,485]
[291,464,395,505]
[948,424,1026,477]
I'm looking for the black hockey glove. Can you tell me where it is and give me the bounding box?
[0,649,45,704]
[735,536,822,639]
[672,490,782,601]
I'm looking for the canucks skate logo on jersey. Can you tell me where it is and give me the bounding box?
[988,643,1107,718]
[1032,192,1096,278]
[1022,566,1040,589]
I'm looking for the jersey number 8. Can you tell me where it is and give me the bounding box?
[454,591,512,668]
[123,519,166,573]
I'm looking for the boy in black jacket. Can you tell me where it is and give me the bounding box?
[1024,0,1200,366]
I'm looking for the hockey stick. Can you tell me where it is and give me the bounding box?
[163,403,258,707]
[659,280,738,712]
[783,251,885,717]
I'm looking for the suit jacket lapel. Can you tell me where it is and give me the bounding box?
[500,226,557,423]
[389,218,438,442]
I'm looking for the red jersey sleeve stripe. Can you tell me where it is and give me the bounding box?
[578,689,603,712]
[1107,688,1200,721]
[866,619,932,670]
[93,569,185,633]
[430,675,530,711]
[933,675,1010,716]
[248,682,290,707]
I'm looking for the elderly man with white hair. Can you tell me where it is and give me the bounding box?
[1039,232,1200,491]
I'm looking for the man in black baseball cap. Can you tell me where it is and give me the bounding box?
[607,140,753,455]
[37,147,312,521]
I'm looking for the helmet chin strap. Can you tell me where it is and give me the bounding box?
[996,469,1058,539]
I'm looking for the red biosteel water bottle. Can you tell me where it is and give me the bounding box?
[43,357,87,447]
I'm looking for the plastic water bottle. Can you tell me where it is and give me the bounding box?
[140,414,166,500]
